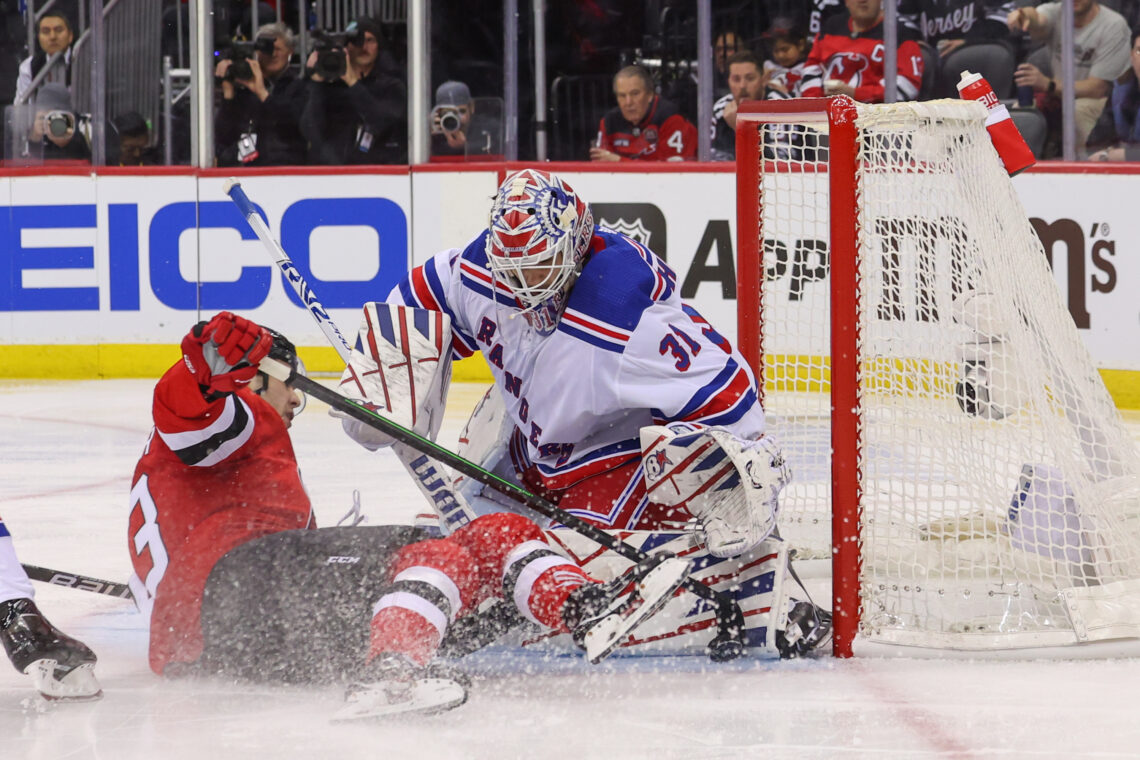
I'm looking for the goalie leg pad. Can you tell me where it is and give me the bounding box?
[337,303,454,449]
[640,424,791,557]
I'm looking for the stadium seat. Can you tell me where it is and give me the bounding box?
[1009,106,1048,158]
[938,42,1017,99]
[917,41,939,100]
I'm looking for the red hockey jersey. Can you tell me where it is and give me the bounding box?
[127,361,314,675]
[596,95,697,161]
[800,13,925,103]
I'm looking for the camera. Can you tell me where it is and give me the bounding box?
[43,109,75,138]
[221,36,275,81]
[311,31,352,80]
[431,106,463,135]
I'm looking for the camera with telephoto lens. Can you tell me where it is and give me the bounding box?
[43,109,75,138]
[431,106,463,135]
[310,29,362,81]
[221,35,276,81]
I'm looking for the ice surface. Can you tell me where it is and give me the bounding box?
[3,378,1140,759]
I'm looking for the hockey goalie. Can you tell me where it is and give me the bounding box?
[337,169,832,667]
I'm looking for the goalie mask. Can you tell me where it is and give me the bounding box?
[485,169,594,335]
[256,327,307,414]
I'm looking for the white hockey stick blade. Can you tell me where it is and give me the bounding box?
[583,556,692,664]
[331,676,468,722]
[27,660,103,701]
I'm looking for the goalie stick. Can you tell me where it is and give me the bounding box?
[258,358,748,661]
[223,178,476,531]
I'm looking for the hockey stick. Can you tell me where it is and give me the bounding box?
[21,564,133,600]
[223,178,476,532]
[259,358,747,661]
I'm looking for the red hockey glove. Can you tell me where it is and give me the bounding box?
[181,311,273,395]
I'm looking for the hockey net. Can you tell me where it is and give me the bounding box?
[735,97,1140,655]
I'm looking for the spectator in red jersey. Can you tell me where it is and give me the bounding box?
[799,0,926,103]
[590,65,697,161]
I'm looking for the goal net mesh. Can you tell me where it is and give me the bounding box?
[750,99,1140,649]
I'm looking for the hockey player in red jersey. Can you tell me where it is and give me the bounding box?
[799,0,925,103]
[1,521,101,700]
[127,311,690,717]
[591,65,697,161]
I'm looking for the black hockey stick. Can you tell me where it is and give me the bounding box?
[21,564,133,600]
[260,359,747,661]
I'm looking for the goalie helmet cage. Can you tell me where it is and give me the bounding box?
[735,96,1140,658]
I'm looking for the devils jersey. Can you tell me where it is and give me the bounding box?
[596,96,698,161]
[899,0,1017,45]
[800,13,925,102]
[127,362,313,675]
[391,228,766,528]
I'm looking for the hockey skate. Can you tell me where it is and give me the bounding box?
[563,552,692,664]
[0,598,102,701]
[775,600,833,659]
[332,653,469,722]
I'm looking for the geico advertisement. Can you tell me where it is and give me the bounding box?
[0,174,411,347]
[1,169,1136,371]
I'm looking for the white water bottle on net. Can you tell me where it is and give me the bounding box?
[734,96,1140,656]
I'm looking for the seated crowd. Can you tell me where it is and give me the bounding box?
[7,1,1140,164]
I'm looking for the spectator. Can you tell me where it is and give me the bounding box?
[713,31,744,97]
[800,0,925,103]
[14,11,73,105]
[900,1,1017,58]
[1008,0,1131,157]
[590,65,697,161]
[1090,29,1140,161]
[28,83,89,162]
[214,22,307,167]
[762,22,810,95]
[429,80,502,161]
[711,52,768,161]
[301,16,407,165]
[110,111,160,166]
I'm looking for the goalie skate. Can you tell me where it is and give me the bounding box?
[332,655,469,722]
[566,554,692,664]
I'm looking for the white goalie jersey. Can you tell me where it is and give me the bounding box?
[388,227,769,527]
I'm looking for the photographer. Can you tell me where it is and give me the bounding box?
[300,17,407,165]
[28,83,89,162]
[429,80,503,162]
[214,22,306,167]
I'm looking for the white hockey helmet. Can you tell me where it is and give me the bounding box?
[485,169,594,332]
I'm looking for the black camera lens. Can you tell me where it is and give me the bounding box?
[253,35,276,55]
[440,110,462,133]
[229,59,253,80]
[47,113,70,137]
[315,49,346,80]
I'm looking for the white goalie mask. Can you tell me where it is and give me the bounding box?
[485,169,594,335]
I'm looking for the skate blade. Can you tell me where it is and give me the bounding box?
[584,556,691,664]
[331,677,468,722]
[27,660,103,702]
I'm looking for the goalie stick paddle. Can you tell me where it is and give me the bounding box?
[21,564,133,600]
[223,178,476,532]
[258,358,748,661]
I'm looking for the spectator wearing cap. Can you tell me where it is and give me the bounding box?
[429,80,503,161]
[26,83,89,162]
[14,12,73,105]
[214,21,307,166]
[301,15,407,165]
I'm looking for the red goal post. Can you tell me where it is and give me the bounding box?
[734,96,1140,658]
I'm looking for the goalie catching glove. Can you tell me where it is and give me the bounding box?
[181,311,273,395]
[335,302,454,450]
[640,423,790,558]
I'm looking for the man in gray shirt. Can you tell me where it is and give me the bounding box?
[1009,0,1131,155]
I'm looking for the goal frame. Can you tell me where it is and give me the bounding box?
[734,96,870,658]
